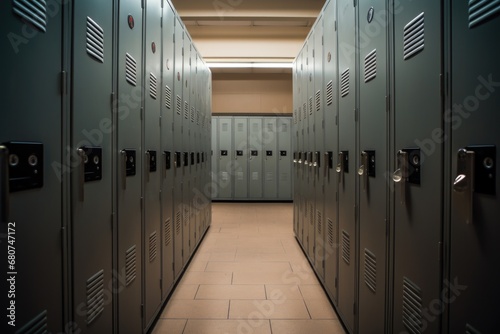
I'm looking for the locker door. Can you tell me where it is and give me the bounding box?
[116,1,144,333]
[189,48,198,252]
[249,118,263,198]
[292,61,300,235]
[263,118,278,199]
[173,17,184,278]
[392,1,443,333]
[323,0,339,305]
[299,48,309,251]
[337,0,357,331]
[143,0,162,329]
[218,118,233,199]
[182,35,192,263]
[278,118,292,200]
[448,3,500,333]
[357,0,389,332]
[313,18,326,278]
[1,1,65,332]
[211,117,219,199]
[161,0,175,301]
[70,1,114,332]
[234,118,249,199]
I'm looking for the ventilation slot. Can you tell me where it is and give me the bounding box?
[13,0,47,33]
[341,69,350,97]
[364,49,377,83]
[326,80,334,106]
[165,86,172,109]
[196,110,200,125]
[125,53,137,86]
[238,123,244,132]
[309,97,314,115]
[316,210,322,235]
[469,0,500,28]
[403,12,425,60]
[282,123,288,133]
[364,249,377,293]
[191,106,195,123]
[16,310,47,334]
[403,277,423,334]
[176,95,182,115]
[184,101,189,119]
[303,103,307,119]
[341,230,350,265]
[466,323,482,334]
[327,219,335,247]
[85,16,104,63]
[149,73,158,100]
[125,245,137,286]
[164,219,172,246]
[267,123,274,132]
[175,211,181,235]
[183,207,190,227]
[315,90,321,113]
[86,270,105,325]
[149,231,158,263]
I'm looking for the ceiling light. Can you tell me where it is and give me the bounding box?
[207,62,293,69]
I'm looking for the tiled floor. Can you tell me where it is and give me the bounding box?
[152,202,346,334]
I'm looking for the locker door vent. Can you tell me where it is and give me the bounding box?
[326,80,334,106]
[403,12,425,60]
[364,249,377,293]
[309,97,314,115]
[402,277,423,334]
[16,309,47,334]
[163,218,172,246]
[125,245,137,286]
[196,110,200,125]
[149,73,158,100]
[86,270,105,325]
[223,123,229,132]
[294,110,298,124]
[340,69,350,97]
[282,122,288,133]
[466,323,482,334]
[280,172,289,182]
[327,219,335,247]
[364,49,377,83]
[165,85,172,109]
[469,0,500,28]
[183,207,190,227]
[175,211,181,235]
[13,0,47,33]
[315,90,321,113]
[184,101,189,119]
[85,17,105,63]
[303,103,307,119]
[125,53,138,86]
[238,123,244,132]
[176,95,182,115]
[341,230,350,264]
[191,106,195,123]
[267,123,274,132]
[149,231,158,263]
[309,203,314,227]
[316,210,322,235]
[266,172,274,181]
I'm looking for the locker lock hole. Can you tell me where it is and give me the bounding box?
[4,142,44,192]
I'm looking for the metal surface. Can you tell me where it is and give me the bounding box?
[234,117,249,199]
[0,146,8,224]
[249,118,263,198]
[263,118,278,199]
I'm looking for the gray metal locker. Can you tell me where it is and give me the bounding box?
[313,16,326,278]
[298,48,308,250]
[234,117,249,199]
[336,0,357,331]
[189,47,198,253]
[356,0,390,332]
[218,117,233,199]
[211,117,219,199]
[1,1,66,331]
[292,60,300,236]
[448,3,500,332]
[278,118,293,200]
[248,118,263,198]
[161,0,176,301]
[143,0,163,329]
[70,1,114,332]
[116,1,144,332]
[391,1,443,333]
[322,0,339,306]
[263,118,278,199]
[173,17,184,278]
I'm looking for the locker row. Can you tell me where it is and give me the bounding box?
[211,116,293,201]
[293,0,499,333]
[1,0,212,333]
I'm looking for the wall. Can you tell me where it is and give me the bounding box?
[212,73,293,115]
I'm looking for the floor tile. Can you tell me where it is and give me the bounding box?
[304,299,338,319]
[270,320,346,334]
[206,262,291,273]
[181,271,233,285]
[151,319,186,334]
[265,285,303,300]
[183,319,272,334]
[161,300,229,319]
[171,284,199,300]
[196,284,266,300]
[299,284,328,300]
[229,300,310,320]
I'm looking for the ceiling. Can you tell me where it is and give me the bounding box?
[170,0,326,73]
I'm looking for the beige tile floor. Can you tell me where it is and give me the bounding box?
[152,202,346,334]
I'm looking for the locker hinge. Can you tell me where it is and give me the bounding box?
[322,119,325,129]
[141,304,144,318]
[141,0,144,9]
[111,92,115,109]
[173,33,175,43]
[140,107,144,121]
[335,115,338,126]
[182,47,184,57]
[140,197,144,211]
[172,122,174,131]
[60,71,67,95]
[111,214,114,230]
[172,262,175,272]
[386,95,390,113]
[161,0,164,8]
[353,0,357,7]
[385,219,389,237]
[438,241,443,262]
[335,277,338,288]
[313,49,315,58]
[440,73,444,98]
[160,278,162,289]
[354,108,359,122]
[322,36,324,46]
[354,205,357,221]
[335,21,338,31]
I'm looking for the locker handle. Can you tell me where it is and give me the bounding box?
[0,145,9,223]
[324,152,329,178]
[453,148,475,224]
[145,151,151,183]
[162,152,167,179]
[77,148,86,201]
[336,152,344,184]
[393,150,408,204]
[121,150,127,190]
[358,151,369,191]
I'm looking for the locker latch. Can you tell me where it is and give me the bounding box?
[393,148,420,204]
[221,150,228,156]
[183,152,189,167]
[336,151,349,184]
[164,151,171,170]
[266,150,273,157]
[251,150,258,157]
[236,150,244,157]
[147,150,157,172]
[190,152,195,166]
[280,151,287,157]
[3,142,44,192]
[175,152,182,168]
[358,150,375,191]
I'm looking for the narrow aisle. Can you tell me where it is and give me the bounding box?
[152,203,346,334]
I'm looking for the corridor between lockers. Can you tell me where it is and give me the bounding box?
[152,203,346,334]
